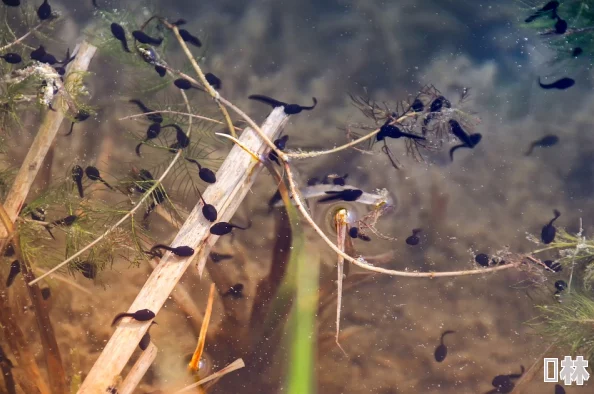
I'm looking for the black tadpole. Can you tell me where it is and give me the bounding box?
[132,30,163,46]
[179,29,201,47]
[72,165,84,197]
[37,0,51,20]
[150,244,195,257]
[318,189,363,203]
[111,309,155,326]
[139,322,157,351]
[85,166,115,190]
[209,252,233,263]
[111,23,131,53]
[205,72,222,90]
[448,119,481,161]
[77,261,96,279]
[185,158,217,184]
[377,122,426,142]
[0,53,22,64]
[41,287,51,300]
[162,124,190,149]
[269,135,289,165]
[66,110,91,136]
[405,229,422,246]
[2,0,20,7]
[210,221,250,236]
[135,122,162,157]
[174,78,195,90]
[248,94,317,115]
[129,99,163,123]
[541,209,561,244]
[434,330,454,362]
[6,260,20,288]
[474,253,490,267]
[154,65,167,77]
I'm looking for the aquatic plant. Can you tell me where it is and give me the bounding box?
[519,0,594,63]
[0,2,562,394]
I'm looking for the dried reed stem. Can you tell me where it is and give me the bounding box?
[188,284,215,372]
[119,110,244,132]
[118,342,158,394]
[13,229,67,394]
[77,107,288,393]
[0,41,97,238]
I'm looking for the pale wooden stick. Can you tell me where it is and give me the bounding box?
[147,259,203,334]
[118,342,158,394]
[0,42,97,233]
[119,110,244,132]
[335,209,348,355]
[174,358,246,393]
[77,107,288,393]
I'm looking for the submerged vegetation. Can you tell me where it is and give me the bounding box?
[0,0,592,393]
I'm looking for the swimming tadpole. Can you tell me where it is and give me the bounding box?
[179,29,202,47]
[448,119,482,161]
[149,244,195,257]
[111,23,132,53]
[538,77,575,90]
[129,99,163,124]
[132,31,163,46]
[248,94,317,115]
[209,252,233,263]
[85,166,115,191]
[111,309,155,326]
[71,165,84,198]
[185,158,216,184]
[2,0,20,7]
[434,330,455,362]
[318,189,363,203]
[6,260,21,288]
[405,229,422,246]
[209,221,250,236]
[541,209,561,244]
[269,135,289,165]
[135,123,162,157]
[0,53,21,64]
[525,134,558,156]
[37,0,52,20]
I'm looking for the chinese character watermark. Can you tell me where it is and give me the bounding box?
[544,356,590,385]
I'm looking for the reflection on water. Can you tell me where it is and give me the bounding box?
[1,0,593,393]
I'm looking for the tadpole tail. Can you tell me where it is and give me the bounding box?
[111,312,133,326]
[65,122,75,136]
[449,144,467,162]
[76,181,84,198]
[524,144,535,156]
[135,142,143,157]
[121,39,132,53]
[100,179,115,191]
[44,225,56,240]
[301,97,318,110]
[317,194,341,203]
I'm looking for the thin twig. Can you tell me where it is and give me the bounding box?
[174,358,245,393]
[170,25,238,139]
[0,20,46,52]
[119,110,244,132]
